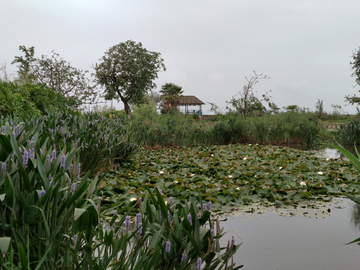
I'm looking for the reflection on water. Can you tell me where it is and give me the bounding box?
[350,203,360,233]
[290,144,359,159]
[220,198,360,270]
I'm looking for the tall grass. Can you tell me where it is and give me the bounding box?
[132,111,322,147]
[336,117,360,145]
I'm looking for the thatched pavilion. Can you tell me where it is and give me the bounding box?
[177,95,205,115]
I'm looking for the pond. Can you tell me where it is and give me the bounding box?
[221,198,360,270]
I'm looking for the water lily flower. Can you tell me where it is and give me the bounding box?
[279,167,283,170]
[300,181,306,187]
[190,173,195,177]
[236,187,240,190]
[159,170,164,174]
[130,197,137,202]
[317,171,324,175]
[228,175,233,178]
[243,157,247,160]
[211,154,214,156]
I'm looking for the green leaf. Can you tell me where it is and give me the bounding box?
[0,237,11,254]
[4,177,14,208]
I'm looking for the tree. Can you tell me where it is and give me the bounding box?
[159,83,183,114]
[226,71,273,117]
[93,40,166,120]
[11,46,97,108]
[345,47,360,105]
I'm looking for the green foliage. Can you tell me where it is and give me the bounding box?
[0,125,241,269]
[160,83,183,114]
[226,71,272,117]
[12,45,97,108]
[132,111,322,147]
[94,40,166,120]
[345,46,360,105]
[110,143,360,215]
[336,117,360,145]
[0,81,39,116]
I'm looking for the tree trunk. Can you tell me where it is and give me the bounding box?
[120,96,133,120]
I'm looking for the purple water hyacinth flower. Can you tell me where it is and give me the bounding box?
[187,214,192,226]
[197,213,201,219]
[137,222,142,236]
[125,216,130,228]
[182,253,187,261]
[231,236,235,245]
[49,181,53,187]
[165,241,171,253]
[2,126,5,133]
[16,126,20,136]
[211,229,215,238]
[60,155,66,169]
[168,211,170,222]
[113,210,117,215]
[69,164,73,172]
[72,235,77,246]
[51,150,56,161]
[48,174,51,180]
[169,197,173,207]
[77,163,81,174]
[27,140,31,146]
[136,213,142,224]
[40,190,46,197]
[197,258,202,269]
[71,183,76,194]
[159,189,162,195]
[46,154,50,162]
[2,162,6,170]
[10,119,13,126]
[202,203,207,212]
[23,151,29,166]
[208,201,212,211]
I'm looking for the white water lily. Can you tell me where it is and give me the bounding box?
[190,173,195,177]
[130,197,137,202]
[243,157,247,160]
[159,170,164,174]
[326,158,330,161]
[236,187,240,190]
[279,167,283,170]
[299,181,306,187]
[317,171,324,175]
[173,180,179,184]
[211,154,214,157]
[228,175,233,178]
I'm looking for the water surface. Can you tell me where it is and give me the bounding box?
[221,198,360,270]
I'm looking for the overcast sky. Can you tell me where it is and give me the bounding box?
[1,0,360,114]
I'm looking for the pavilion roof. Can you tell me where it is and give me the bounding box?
[178,95,205,105]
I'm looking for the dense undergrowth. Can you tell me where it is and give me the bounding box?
[132,109,324,147]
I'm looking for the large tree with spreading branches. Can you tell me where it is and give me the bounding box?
[93,40,166,120]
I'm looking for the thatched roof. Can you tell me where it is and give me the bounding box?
[178,95,205,105]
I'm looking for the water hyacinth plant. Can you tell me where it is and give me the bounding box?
[0,120,242,269]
